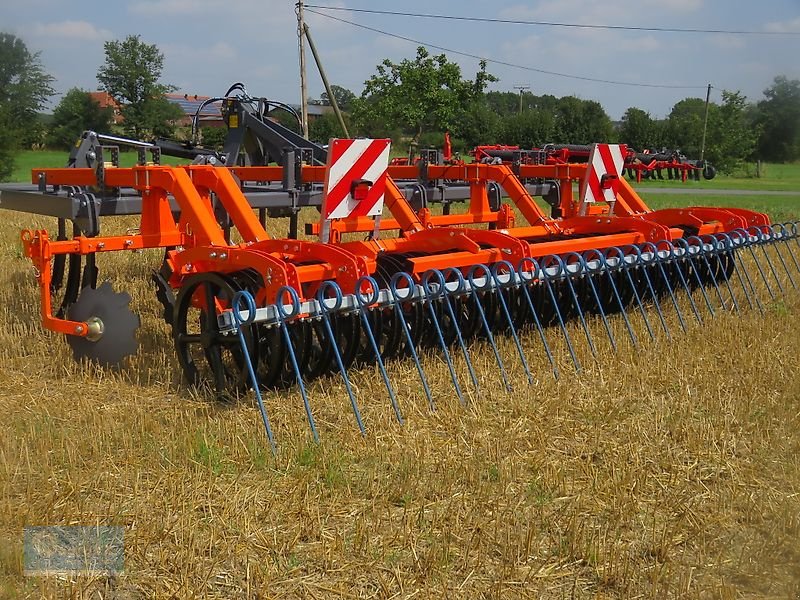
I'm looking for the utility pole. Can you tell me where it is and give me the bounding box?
[296,0,309,138]
[700,83,712,162]
[513,85,530,114]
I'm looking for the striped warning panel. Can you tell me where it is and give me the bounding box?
[321,138,392,220]
[580,143,626,207]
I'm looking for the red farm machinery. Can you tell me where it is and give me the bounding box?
[1,88,797,448]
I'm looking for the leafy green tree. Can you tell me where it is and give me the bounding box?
[309,112,350,143]
[754,76,800,162]
[0,33,54,180]
[47,88,114,149]
[352,47,496,141]
[618,107,663,151]
[96,35,182,139]
[712,90,759,172]
[664,97,719,158]
[318,85,356,112]
[553,97,613,143]
[199,126,228,151]
[497,109,556,147]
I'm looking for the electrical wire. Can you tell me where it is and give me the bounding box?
[305,5,800,36]
[305,8,709,89]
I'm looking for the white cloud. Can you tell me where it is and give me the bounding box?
[29,20,112,42]
[764,17,800,33]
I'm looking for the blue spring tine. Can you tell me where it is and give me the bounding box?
[725,232,763,314]
[774,224,800,285]
[539,258,582,372]
[517,258,559,379]
[615,246,657,341]
[711,234,746,312]
[638,247,672,339]
[232,290,277,455]
[317,281,365,435]
[275,286,318,443]
[467,264,513,391]
[547,255,598,357]
[389,272,435,411]
[422,270,467,404]
[490,262,534,385]
[356,276,404,424]
[676,238,715,317]
[752,227,785,295]
[739,228,777,300]
[665,242,703,324]
[783,223,800,275]
[441,267,480,391]
[568,251,615,350]
[646,242,687,333]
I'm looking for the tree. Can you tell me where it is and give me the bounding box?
[352,47,496,141]
[96,35,182,139]
[553,97,613,144]
[309,112,350,143]
[497,109,555,147]
[713,90,759,172]
[0,33,54,180]
[47,88,114,149]
[754,76,800,162]
[664,97,719,158]
[618,107,663,151]
[318,85,356,112]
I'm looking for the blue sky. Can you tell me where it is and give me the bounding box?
[4,0,799,119]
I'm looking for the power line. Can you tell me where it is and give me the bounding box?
[305,8,709,90]
[305,5,800,36]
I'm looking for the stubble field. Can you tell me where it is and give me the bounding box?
[0,166,799,598]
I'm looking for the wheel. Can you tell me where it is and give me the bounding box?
[173,272,254,398]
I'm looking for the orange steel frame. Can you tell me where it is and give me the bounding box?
[22,161,770,338]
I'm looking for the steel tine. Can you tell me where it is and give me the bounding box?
[564,250,617,352]
[597,249,639,347]
[540,258,582,371]
[517,258,559,380]
[740,228,777,300]
[778,223,800,276]
[490,261,534,385]
[276,286,319,443]
[785,222,800,274]
[616,245,657,341]
[769,224,797,289]
[726,232,764,314]
[646,242,688,334]
[355,276,404,425]
[572,251,616,351]
[422,271,467,404]
[549,255,598,357]
[389,272,435,411]
[694,236,728,310]
[676,238,715,317]
[441,267,480,391]
[666,242,703,324]
[637,246,672,340]
[711,234,746,312]
[752,227,786,295]
[467,264,514,391]
[232,290,277,455]
[316,282,366,435]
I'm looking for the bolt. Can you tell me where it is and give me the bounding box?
[124,239,133,247]
[74,325,84,334]
[219,253,227,260]
[209,251,217,258]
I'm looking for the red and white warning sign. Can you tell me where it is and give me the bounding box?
[579,143,627,215]
[321,138,391,224]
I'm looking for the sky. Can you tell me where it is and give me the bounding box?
[3,0,800,120]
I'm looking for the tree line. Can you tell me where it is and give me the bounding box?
[1,34,798,182]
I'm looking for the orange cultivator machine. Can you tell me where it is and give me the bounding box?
[2,131,798,448]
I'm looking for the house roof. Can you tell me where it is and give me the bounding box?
[165,93,222,118]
